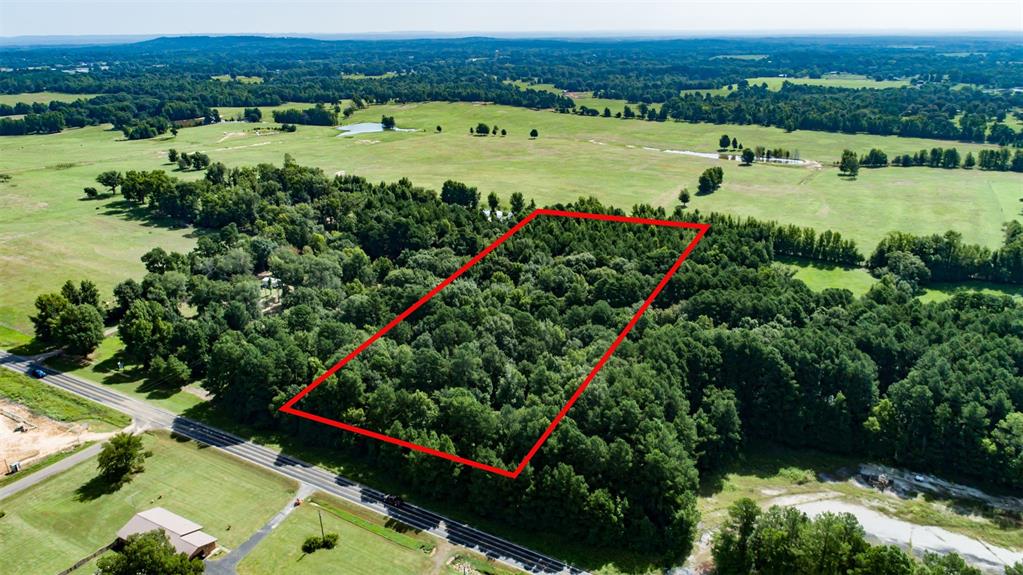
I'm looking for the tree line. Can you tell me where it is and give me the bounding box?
[853,146,1023,171]
[868,223,1023,285]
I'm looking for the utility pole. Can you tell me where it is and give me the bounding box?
[318,509,325,539]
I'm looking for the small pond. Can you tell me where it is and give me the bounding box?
[336,122,417,137]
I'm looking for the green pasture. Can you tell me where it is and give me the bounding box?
[746,74,912,90]
[0,431,296,575]
[0,100,1018,336]
[0,92,99,106]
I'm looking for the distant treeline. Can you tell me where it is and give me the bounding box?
[0,70,570,137]
[653,84,1023,144]
[271,105,337,126]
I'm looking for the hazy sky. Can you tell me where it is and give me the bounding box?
[1,0,1021,37]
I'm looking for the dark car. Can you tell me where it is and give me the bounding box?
[383,495,404,508]
[29,368,47,378]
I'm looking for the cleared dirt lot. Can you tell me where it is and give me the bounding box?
[0,398,111,471]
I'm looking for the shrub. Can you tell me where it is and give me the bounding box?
[301,533,340,553]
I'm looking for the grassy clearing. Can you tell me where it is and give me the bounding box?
[780,258,878,297]
[782,260,1023,302]
[210,74,263,84]
[237,492,434,575]
[0,368,129,432]
[0,92,99,106]
[746,74,911,90]
[43,335,205,414]
[0,101,1015,334]
[0,430,296,575]
[711,54,769,60]
[919,281,1023,303]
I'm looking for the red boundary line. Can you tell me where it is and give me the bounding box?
[280,208,709,478]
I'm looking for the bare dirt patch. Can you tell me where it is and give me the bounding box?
[0,399,112,471]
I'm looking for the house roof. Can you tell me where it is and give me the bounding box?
[116,507,217,557]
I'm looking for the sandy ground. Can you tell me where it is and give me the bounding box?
[795,498,1023,573]
[0,399,111,471]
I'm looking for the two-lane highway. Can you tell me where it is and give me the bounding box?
[0,350,587,575]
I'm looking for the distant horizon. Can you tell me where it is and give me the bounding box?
[2,0,1019,40]
[1,29,1020,47]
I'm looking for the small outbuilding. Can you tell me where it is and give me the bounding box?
[115,507,217,559]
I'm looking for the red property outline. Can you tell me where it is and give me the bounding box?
[280,209,709,478]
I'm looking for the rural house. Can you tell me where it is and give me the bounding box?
[115,507,217,559]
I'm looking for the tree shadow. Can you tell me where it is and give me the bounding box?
[75,473,123,501]
[100,199,192,232]
[384,517,421,535]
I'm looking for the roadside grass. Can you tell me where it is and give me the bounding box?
[43,335,205,414]
[0,430,296,575]
[697,444,1023,552]
[1,101,1017,336]
[183,401,661,574]
[310,493,434,553]
[0,92,99,106]
[444,552,527,575]
[0,324,34,350]
[0,442,92,488]
[0,368,129,432]
[236,493,434,575]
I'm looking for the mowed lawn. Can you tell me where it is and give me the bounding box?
[237,494,434,575]
[1,100,1018,333]
[0,431,296,575]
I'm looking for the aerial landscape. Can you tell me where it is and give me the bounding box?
[0,1,1022,574]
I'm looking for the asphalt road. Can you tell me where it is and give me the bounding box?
[0,350,587,575]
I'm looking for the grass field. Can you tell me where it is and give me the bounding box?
[783,261,1023,302]
[0,92,99,106]
[1,100,1018,336]
[745,74,912,90]
[237,493,435,575]
[0,430,296,575]
[0,368,130,432]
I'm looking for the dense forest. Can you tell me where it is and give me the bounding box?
[1,35,1021,142]
[29,158,1023,561]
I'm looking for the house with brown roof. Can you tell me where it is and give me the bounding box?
[115,507,218,559]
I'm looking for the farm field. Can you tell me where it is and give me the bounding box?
[745,73,912,90]
[0,430,296,575]
[0,101,1018,335]
[0,91,99,106]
